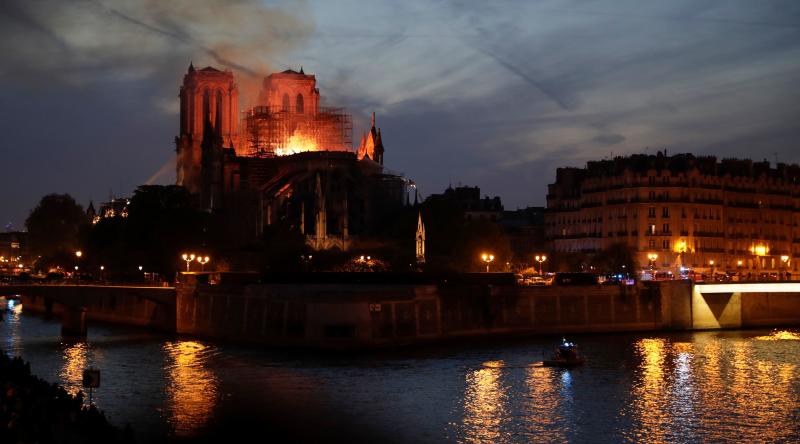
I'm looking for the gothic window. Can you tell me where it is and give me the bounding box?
[296,94,304,114]
[202,89,210,122]
[282,93,290,111]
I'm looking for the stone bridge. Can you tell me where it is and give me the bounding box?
[0,284,176,336]
[692,282,800,329]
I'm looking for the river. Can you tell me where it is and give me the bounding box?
[1,301,799,443]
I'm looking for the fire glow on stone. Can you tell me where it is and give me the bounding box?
[276,132,319,156]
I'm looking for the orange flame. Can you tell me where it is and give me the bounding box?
[277,132,318,156]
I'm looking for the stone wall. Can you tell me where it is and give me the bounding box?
[175,276,691,348]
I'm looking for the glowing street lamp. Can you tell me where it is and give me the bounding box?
[709,259,715,281]
[535,254,547,275]
[196,256,210,271]
[647,252,658,271]
[75,251,82,258]
[481,253,495,272]
[181,253,196,272]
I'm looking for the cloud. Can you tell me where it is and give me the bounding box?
[592,134,626,146]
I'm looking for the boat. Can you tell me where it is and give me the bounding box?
[542,338,584,367]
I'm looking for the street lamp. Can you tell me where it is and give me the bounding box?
[709,260,715,282]
[737,260,743,280]
[196,256,210,271]
[781,255,790,280]
[647,252,658,276]
[181,253,196,272]
[481,253,495,272]
[535,254,547,275]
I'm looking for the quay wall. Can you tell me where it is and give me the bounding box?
[175,277,692,348]
[5,279,800,348]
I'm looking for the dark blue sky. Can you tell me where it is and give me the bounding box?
[2,0,799,228]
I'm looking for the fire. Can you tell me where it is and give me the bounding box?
[276,132,319,156]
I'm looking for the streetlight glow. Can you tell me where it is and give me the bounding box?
[75,250,82,258]
[535,254,547,275]
[481,253,495,272]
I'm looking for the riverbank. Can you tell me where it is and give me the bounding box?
[0,350,133,443]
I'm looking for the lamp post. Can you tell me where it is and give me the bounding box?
[75,250,82,282]
[708,260,715,282]
[647,253,658,277]
[781,255,790,280]
[737,260,743,281]
[181,253,195,272]
[196,256,210,272]
[481,253,495,273]
[535,254,547,276]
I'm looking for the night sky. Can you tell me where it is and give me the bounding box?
[2,0,799,228]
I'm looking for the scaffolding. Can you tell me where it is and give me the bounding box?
[241,105,352,157]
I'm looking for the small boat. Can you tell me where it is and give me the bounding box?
[542,338,584,367]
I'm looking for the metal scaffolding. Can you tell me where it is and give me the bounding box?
[241,105,352,157]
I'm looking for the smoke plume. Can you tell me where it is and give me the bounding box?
[0,0,314,107]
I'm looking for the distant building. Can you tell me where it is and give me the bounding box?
[501,207,546,259]
[0,231,28,271]
[425,186,504,221]
[89,198,130,224]
[545,152,800,275]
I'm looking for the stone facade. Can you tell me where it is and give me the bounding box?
[174,65,409,251]
[546,153,800,276]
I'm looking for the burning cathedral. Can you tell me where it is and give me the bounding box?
[175,64,411,251]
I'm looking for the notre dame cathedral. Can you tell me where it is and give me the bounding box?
[175,64,411,251]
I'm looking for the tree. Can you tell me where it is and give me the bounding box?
[591,242,637,276]
[85,185,209,280]
[25,194,87,270]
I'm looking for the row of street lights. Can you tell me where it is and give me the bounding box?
[481,253,547,274]
[181,253,211,272]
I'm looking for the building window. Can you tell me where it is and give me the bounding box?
[649,224,656,234]
[649,239,656,249]
[662,223,669,233]
[282,93,290,111]
[296,93,304,114]
[649,176,655,185]
[662,207,669,217]
[649,191,655,201]
[662,239,669,249]
[648,207,656,217]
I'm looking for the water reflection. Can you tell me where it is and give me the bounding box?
[754,330,800,341]
[163,340,219,437]
[462,360,507,442]
[524,366,567,442]
[630,338,669,442]
[60,341,88,395]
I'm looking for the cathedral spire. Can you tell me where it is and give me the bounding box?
[188,61,195,72]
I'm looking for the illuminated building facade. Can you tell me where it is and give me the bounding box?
[175,65,407,251]
[546,153,800,276]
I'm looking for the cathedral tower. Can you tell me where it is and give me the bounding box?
[176,63,239,195]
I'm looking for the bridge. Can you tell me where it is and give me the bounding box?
[692,282,800,329]
[0,284,176,336]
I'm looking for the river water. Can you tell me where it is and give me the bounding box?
[1,302,799,443]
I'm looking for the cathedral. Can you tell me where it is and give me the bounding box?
[175,64,408,251]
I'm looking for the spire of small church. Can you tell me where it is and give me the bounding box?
[300,66,304,74]
[188,61,195,72]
